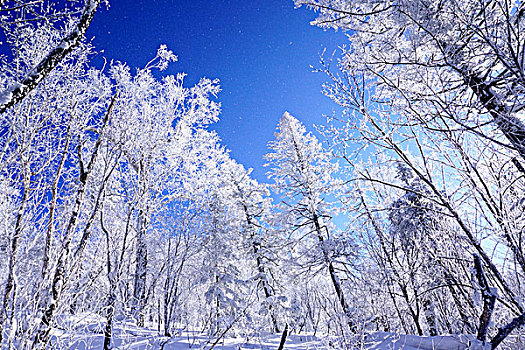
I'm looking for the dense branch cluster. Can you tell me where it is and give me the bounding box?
[0,0,525,349]
[296,0,525,348]
[0,2,355,349]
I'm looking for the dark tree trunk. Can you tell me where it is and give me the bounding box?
[253,242,280,333]
[103,293,115,350]
[0,0,101,114]
[277,324,289,350]
[133,211,148,327]
[464,72,525,163]
[32,95,115,348]
[491,313,525,349]
[312,212,355,331]
[422,299,438,336]
[473,255,497,345]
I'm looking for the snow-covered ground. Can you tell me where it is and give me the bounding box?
[47,313,327,349]
[41,314,492,350]
[364,332,490,350]
[51,330,492,350]
[53,328,326,350]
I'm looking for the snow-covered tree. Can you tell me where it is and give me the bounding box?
[265,112,354,329]
[296,0,525,162]
[217,157,285,334]
[0,0,102,113]
[298,1,525,345]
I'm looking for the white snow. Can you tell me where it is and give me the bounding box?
[0,91,11,106]
[47,314,328,349]
[363,332,491,350]
[44,317,494,350]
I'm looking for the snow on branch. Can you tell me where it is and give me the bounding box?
[0,0,101,114]
[491,313,525,349]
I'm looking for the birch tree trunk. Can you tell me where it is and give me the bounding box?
[0,0,101,114]
[0,164,30,344]
[32,94,116,348]
[133,207,149,327]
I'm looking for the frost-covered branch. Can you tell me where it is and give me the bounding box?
[491,313,525,349]
[0,0,101,114]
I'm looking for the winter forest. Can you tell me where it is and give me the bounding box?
[1,0,525,349]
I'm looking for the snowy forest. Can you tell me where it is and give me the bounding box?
[1,0,525,349]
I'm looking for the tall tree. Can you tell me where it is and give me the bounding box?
[219,158,283,333]
[105,47,220,326]
[265,112,353,327]
[296,0,525,162]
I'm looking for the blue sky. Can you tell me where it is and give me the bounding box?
[88,0,347,181]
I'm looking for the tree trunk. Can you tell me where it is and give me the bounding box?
[0,0,101,113]
[103,292,116,350]
[0,168,29,344]
[474,255,497,345]
[491,313,525,349]
[312,212,354,330]
[422,298,438,336]
[32,94,115,348]
[277,324,289,350]
[253,241,280,333]
[133,210,148,327]
[241,200,280,333]
[101,208,116,350]
[464,72,525,163]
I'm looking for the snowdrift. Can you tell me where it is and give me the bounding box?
[364,332,491,350]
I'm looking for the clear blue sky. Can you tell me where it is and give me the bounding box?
[87,0,347,181]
